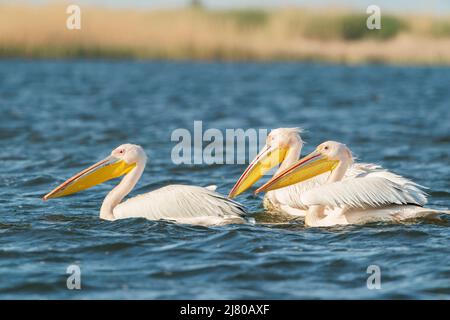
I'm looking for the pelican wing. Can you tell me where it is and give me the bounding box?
[269,162,389,209]
[113,184,247,221]
[301,171,427,209]
[267,172,329,210]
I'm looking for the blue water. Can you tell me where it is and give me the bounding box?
[0,60,449,299]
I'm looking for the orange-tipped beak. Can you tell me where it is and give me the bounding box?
[43,155,135,200]
[255,150,339,194]
[228,144,289,198]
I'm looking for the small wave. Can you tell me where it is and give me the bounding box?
[429,190,450,198]
[368,228,430,239]
[20,175,55,187]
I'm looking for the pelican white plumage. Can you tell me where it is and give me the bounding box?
[43,144,246,226]
[228,128,395,218]
[229,128,311,216]
[255,141,448,227]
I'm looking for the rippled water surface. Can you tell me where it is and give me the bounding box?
[0,60,449,299]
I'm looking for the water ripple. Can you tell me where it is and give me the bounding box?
[0,60,449,299]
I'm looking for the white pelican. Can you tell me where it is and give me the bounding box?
[43,144,246,226]
[254,141,448,227]
[228,128,396,218]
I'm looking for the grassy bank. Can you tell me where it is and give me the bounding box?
[1,4,450,64]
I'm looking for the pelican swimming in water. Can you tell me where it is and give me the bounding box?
[43,144,246,226]
[254,141,448,227]
[229,128,394,218]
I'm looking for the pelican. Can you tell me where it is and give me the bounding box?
[43,144,246,226]
[254,141,448,227]
[228,128,395,218]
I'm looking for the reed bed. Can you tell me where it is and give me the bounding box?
[1,4,449,64]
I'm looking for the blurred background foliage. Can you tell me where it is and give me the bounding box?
[0,2,449,64]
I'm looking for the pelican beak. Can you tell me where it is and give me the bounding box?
[255,150,339,194]
[228,144,289,198]
[43,155,136,200]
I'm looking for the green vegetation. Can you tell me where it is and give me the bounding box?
[431,20,450,37]
[220,9,269,29]
[0,45,136,59]
[300,15,341,40]
[299,13,406,41]
[339,14,407,40]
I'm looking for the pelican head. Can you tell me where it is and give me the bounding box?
[255,141,352,194]
[43,143,146,200]
[228,127,304,198]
